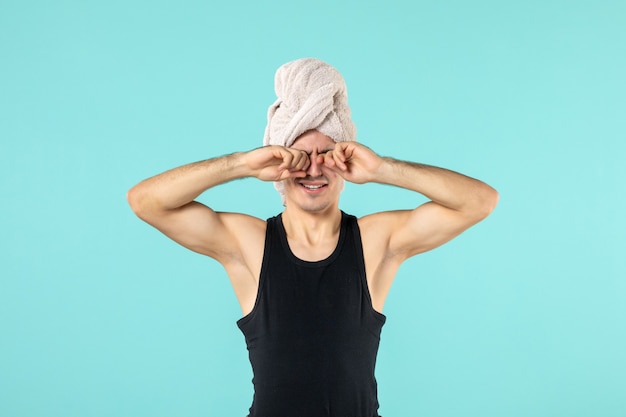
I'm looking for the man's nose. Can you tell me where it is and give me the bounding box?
[306,153,323,177]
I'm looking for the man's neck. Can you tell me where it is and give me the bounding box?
[281,207,342,258]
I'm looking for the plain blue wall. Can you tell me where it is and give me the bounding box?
[1,1,624,416]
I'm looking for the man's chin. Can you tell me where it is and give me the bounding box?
[285,197,333,214]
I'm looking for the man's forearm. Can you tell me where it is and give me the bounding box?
[375,157,499,215]
[127,152,249,214]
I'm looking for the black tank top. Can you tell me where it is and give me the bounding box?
[237,211,386,417]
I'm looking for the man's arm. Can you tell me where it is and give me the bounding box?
[372,158,498,257]
[322,142,498,311]
[322,141,499,258]
[126,146,311,262]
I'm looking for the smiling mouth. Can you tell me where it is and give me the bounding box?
[300,184,327,190]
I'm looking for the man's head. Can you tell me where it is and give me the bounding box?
[263,58,356,204]
[282,130,345,213]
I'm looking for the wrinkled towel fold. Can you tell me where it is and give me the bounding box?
[263,58,356,148]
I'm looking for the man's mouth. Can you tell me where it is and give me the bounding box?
[301,184,326,190]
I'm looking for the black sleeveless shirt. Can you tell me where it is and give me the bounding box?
[237,212,386,417]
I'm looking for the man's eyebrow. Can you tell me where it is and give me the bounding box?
[294,148,334,155]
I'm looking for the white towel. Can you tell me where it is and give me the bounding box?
[263,58,356,148]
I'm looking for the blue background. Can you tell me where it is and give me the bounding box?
[1,1,624,416]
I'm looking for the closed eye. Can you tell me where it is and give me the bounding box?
[306,149,333,156]
[292,148,334,156]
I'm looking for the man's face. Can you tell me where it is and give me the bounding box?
[282,130,344,213]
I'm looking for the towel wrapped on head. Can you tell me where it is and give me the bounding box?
[263,58,356,204]
[264,58,356,147]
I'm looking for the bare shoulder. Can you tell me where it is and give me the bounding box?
[144,203,266,267]
[212,212,266,264]
[357,210,413,254]
[219,212,266,235]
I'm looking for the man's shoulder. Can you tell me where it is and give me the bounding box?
[215,212,267,268]
[218,212,267,237]
[357,209,412,225]
[219,211,267,223]
[357,210,414,244]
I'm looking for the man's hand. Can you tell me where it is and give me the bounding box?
[244,145,311,182]
[320,142,384,184]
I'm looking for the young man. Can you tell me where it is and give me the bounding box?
[127,58,498,417]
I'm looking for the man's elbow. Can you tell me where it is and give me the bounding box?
[126,185,151,220]
[474,186,499,221]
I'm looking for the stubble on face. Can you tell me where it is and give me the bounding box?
[282,131,343,214]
